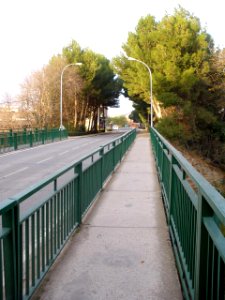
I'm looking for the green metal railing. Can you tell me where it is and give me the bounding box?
[0,129,136,300]
[150,127,225,300]
[0,128,68,154]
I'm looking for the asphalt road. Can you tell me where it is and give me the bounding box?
[0,131,125,202]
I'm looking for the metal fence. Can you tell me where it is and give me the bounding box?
[150,127,225,300]
[0,128,136,300]
[0,129,68,154]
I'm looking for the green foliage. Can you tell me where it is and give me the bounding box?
[17,40,121,133]
[157,92,181,107]
[129,110,141,123]
[112,6,225,167]
[156,116,185,140]
[63,42,121,109]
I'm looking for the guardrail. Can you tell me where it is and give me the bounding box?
[0,128,68,154]
[150,127,225,299]
[0,129,136,300]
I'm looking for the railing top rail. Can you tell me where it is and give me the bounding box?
[151,127,225,224]
[0,198,17,214]
[0,129,135,212]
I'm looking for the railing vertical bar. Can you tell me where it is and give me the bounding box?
[61,190,64,244]
[74,178,77,226]
[46,202,49,266]
[57,193,60,250]
[54,196,57,255]
[113,141,115,169]
[178,178,183,249]
[183,186,188,263]
[72,181,75,227]
[211,244,215,300]
[41,206,45,272]
[217,255,224,299]
[66,185,69,234]
[186,193,190,265]
[74,178,77,225]
[69,182,72,231]
[66,184,70,236]
[172,174,178,234]
[31,214,35,287]
[65,187,68,236]
[69,183,71,232]
[189,205,194,281]
[192,209,197,284]
[71,179,75,228]
[0,240,3,300]
[71,180,74,227]
[180,180,185,253]
[63,188,66,238]
[21,223,25,298]
[50,198,53,261]
[36,210,40,279]
[76,163,82,225]
[25,218,30,295]
[67,184,69,233]
[216,255,220,300]
[205,229,212,295]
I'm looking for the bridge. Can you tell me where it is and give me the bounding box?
[0,128,225,299]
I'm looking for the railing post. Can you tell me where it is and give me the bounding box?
[23,128,27,145]
[75,163,83,225]
[13,133,18,150]
[9,129,13,148]
[51,129,53,142]
[120,137,123,162]
[160,144,166,181]
[29,131,33,147]
[0,134,3,150]
[112,141,116,170]
[42,129,45,144]
[35,128,38,143]
[194,193,213,299]
[168,155,173,207]
[2,202,20,300]
[100,147,104,188]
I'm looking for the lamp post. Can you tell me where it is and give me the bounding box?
[127,57,153,127]
[59,62,82,130]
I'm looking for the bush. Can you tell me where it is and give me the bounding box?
[156,116,184,140]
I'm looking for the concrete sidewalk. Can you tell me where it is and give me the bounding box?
[32,133,182,300]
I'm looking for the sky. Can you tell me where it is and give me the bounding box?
[0,0,225,116]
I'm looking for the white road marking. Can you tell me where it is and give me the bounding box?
[0,138,77,159]
[37,157,53,164]
[0,167,29,179]
[59,150,69,155]
[72,139,103,149]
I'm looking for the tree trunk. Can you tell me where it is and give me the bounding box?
[74,91,77,128]
[153,99,162,119]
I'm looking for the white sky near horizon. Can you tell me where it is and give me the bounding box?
[0,0,225,116]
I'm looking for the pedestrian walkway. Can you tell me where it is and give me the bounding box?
[32,133,182,300]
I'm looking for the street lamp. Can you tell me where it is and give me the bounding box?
[59,62,82,130]
[127,57,153,127]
